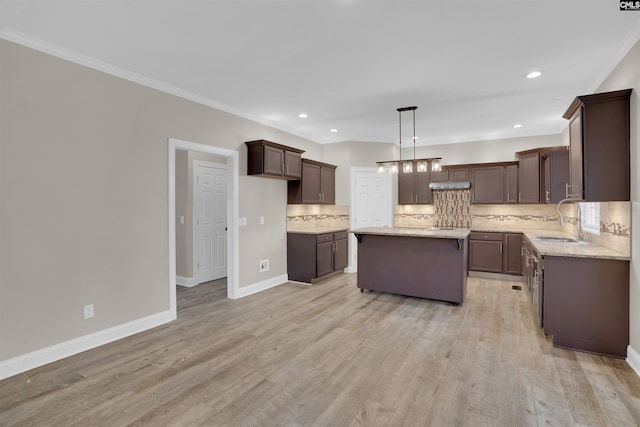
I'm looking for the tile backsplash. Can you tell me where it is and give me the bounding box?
[394,201,630,257]
[287,204,349,232]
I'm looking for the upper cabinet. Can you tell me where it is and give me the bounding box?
[542,150,569,203]
[246,140,304,180]
[562,89,632,201]
[471,162,518,204]
[515,146,569,204]
[288,159,336,204]
[398,160,432,205]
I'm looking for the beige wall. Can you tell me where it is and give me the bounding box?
[0,39,320,361]
[595,38,640,354]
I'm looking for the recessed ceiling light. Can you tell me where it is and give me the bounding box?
[513,124,523,128]
[298,113,308,118]
[330,128,338,133]
[526,71,542,79]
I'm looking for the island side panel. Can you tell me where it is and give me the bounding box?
[357,234,467,304]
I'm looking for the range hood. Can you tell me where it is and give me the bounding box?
[429,181,471,190]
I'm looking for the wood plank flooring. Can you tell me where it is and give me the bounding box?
[2,274,640,426]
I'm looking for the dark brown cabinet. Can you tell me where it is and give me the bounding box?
[398,161,431,204]
[516,151,540,203]
[469,231,522,276]
[471,166,506,204]
[542,255,629,358]
[245,140,304,179]
[430,168,449,182]
[563,89,631,201]
[288,159,336,204]
[505,164,519,204]
[542,150,569,203]
[503,233,522,275]
[468,232,504,273]
[471,162,518,204]
[287,230,348,283]
[450,167,469,181]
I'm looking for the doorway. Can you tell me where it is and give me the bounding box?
[349,167,392,271]
[194,161,227,284]
[168,138,239,320]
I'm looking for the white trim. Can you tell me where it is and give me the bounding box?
[176,275,197,287]
[235,274,289,299]
[0,29,317,144]
[0,311,173,381]
[169,138,240,306]
[626,345,640,378]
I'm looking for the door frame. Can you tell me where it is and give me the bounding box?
[168,138,240,320]
[349,167,392,272]
[193,160,228,285]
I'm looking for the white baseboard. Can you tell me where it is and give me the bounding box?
[344,265,357,273]
[626,345,640,377]
[0,310,175,381]
[234,274,288,299]
[176,275,197,287]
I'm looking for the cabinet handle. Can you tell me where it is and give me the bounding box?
[521,247,524,256]
[565,183,569,198]
[546,190,550,203]
[507,192,510,202]
[500,243,503,253]
[518,192,521,203]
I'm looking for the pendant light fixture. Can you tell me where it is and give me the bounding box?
[376,106,442,173]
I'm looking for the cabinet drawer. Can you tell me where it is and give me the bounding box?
[469,232,503,241]
[334,231,348,240]
[317,233,333,243]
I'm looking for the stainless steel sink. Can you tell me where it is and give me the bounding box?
[535,236,583,243]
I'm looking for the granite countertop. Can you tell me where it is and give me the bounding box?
[287,226,349,235]
[349,227,471,239]
[521,230,629,261]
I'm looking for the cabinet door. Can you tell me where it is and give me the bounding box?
[316,241,334,277]
[301,162,321,203]
[543,157,551,203]
[503,233,523,275]
[505,164,518,204]
[414,169,431,204]
[263,145,284,176]
[548,151,569,203]
[334,238,348,271]
[284,151,302,178]
[568,112,584,200]
[472,166,505,204]
[518,152,540,203]
[450,167,469,181]
[469,240,503,273]
[430,168,449,182]
[398,170,414,204]
[320,166,335,204]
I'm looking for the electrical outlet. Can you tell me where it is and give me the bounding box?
[84,304,94,319]
[259,259,269,272]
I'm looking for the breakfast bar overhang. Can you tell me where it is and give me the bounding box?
[351,227,470,305]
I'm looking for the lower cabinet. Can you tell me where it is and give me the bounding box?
[287,231,348,283]
[542,256,629,358]
[468,231,523,275]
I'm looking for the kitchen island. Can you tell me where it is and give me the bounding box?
[351,227,470,304]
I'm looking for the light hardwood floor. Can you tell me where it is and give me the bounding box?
[2,274,640,426]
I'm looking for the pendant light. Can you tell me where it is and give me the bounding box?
[376,106,441,173]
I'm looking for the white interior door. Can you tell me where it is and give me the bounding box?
[195,162,227,283]
[349,168,392,271]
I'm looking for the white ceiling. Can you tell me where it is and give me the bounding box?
[1,1,639,146]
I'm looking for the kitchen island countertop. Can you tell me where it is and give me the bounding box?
[350,227,470,239]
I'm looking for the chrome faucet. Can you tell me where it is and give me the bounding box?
[557,198,584,241]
